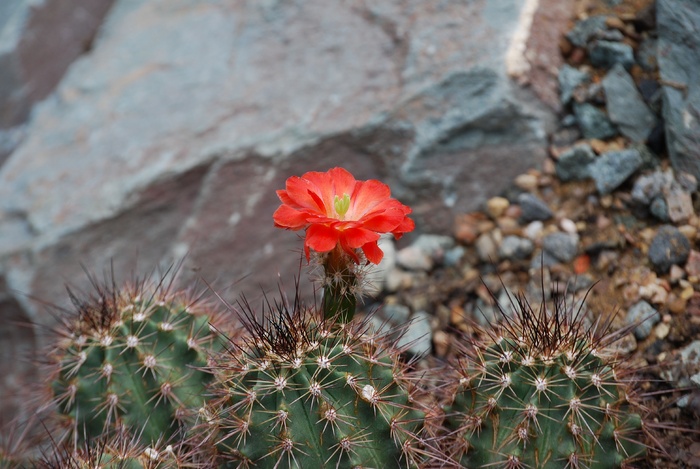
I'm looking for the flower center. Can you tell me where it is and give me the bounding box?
[334,193,351,219]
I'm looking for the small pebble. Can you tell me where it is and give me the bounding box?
[454,213,481,244]
[573,103,618,140]
[667,295,688,314]
[685,250,700,278]
[555,144,596,182]
[514,174,539,191]
[475,231,502,263]
[648,225,691,273]
[655,322,670,340]
[669,264,687,283]
[411,234,455,264]
[542,232,579,263]
[524,221,544,240]
[518,193,553,222]
[443,246,465,267]
[665,185,694,223]
[396,246,433,271]
[588,40,635,69]
[385,269,415,292]
[486,197,510,219]
[589,148,644,195]
[678,224,697,242]
[626,300,661,340]
[398,311,433,357]
[650,196,670,221]
[499,236,534,261]
[380,303,411,324]
[496,216,521,235]
[560,218,578,234]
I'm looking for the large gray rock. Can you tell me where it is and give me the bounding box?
[0,0,569,415]
[658,0,700,180]
[0,0,114,160]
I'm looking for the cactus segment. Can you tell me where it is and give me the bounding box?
[50,277,232,445]
[441,292,647,469]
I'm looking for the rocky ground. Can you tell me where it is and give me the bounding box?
[364,0,700,467]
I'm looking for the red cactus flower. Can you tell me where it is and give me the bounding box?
[273,167,414,264]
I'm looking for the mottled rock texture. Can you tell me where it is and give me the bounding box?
[0,0,114,161]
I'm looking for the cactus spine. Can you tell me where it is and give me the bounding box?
[49,276,231,445]
[440,292,647,468]
[35,428,206,469]
[204,294,431,468]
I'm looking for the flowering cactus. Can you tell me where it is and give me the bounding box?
[273,167,414,321]
[202,293,434,468]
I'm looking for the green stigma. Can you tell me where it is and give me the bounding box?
[334,193,351,219]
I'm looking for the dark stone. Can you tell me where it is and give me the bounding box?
[602,64,657,142]
[634,143,662,170]
[542,232,579,263]
[558,64,590,105]
[566,15,609,47]
[589,148,644,194]
[648,225,691,273]
[517,193,553,223]
[556,143,596,181]
[657,0,700,181]
[499,235,534,261]
[588,40,635,70]
[573,103,618,140]
[650,196,670,221]
[646,121,667,155]
[626,300,660,340]
[638,78,662,110]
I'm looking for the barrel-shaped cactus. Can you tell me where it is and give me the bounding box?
[49,276,234,445]
[440,292,647,468]
[204,294,433,468]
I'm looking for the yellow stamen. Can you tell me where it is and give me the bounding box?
[334,193,350,219]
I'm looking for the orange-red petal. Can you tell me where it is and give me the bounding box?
[273,204,309,230]
[361,241,384,264]
[305,224,340,253]
[351,179,391,216]
[392,217,415,239]
[340,227,381,249]
[285,176,327,213]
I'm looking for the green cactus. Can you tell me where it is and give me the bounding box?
[440,292,647,468]
[203,294,433,468]
[49,275,234,446]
